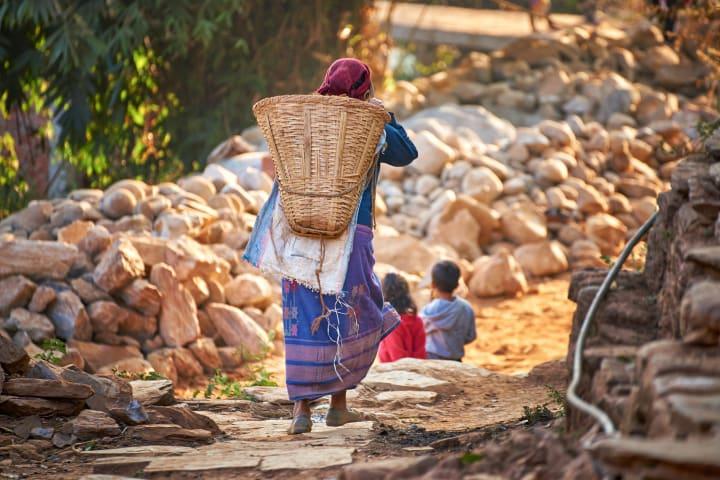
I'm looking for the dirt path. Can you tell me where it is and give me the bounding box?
[466,274,574,375]
[6,275,573,479]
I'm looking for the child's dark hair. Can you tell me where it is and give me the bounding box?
[431,260,461,294]
[382,273,416,315]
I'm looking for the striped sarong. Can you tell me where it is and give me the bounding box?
[282,225,400,401]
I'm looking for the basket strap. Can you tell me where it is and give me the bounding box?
[303,107,312,178]
[335,110,348,179]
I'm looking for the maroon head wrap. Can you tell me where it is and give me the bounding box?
[316,58,372,100]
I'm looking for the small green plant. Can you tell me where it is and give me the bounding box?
[521,404,555,425]
[697,118,720,140]
[460,452,483,465]
[34,338,67,365]
[81,440,97,451]
[545,385,568,417]
[247,367,278,387]
[600,255,614,267]
[113,369,166,381]
[203,366,278,399]
[204,370,253,400]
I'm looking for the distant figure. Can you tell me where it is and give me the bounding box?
[529,0,557,32]
[421,261,477,362]
[650,0,691,41]
[378,273,426,363]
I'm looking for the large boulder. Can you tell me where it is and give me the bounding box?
[468,252,528,298]
[93,239,145,293]
[150,263,200,348]
[6,308,55,343]
[0,240,79,280]
[514,241,569,277]
[501,206,547,245]
[375,234,438,276]
[0,275,36,316]
[410,130,456,176]
[461,167,503,204]
[68,340,143,373]
[427,196,500,258]
[47,290,92,341]
[224,274,273,309]
[205,303,272,358]
[586,213,629,255]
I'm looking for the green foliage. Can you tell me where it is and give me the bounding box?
[545,385,567,417]
[698,118,720,140]
[0,129,28,217]
[204,366,278,399]
[113,369,166,381]
[204,369,251,399]
[521,404,555,425]
[393,43,460,81]
[0,0,369,195]
[248,367,278,387]
[460,452,483,465]
[34,338,67,365]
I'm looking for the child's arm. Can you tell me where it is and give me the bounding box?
[380,114,418,167]
[464,309,478,344]
[422,313,457,333]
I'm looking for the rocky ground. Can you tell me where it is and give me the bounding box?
[1,11,719,480]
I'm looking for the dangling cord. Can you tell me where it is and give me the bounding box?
[310,238,331,334]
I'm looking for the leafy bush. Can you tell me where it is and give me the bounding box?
[0,1,370,206]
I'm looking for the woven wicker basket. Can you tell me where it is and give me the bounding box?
[253,94,390,238]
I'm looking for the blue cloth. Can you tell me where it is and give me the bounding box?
[421,297,476,361]
[357,113,418,226]
[282,225,400,401]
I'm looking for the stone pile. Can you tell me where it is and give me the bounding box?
[0,339,220,451]
[0,159,280,385]
[292,20,713,302]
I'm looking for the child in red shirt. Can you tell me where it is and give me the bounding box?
[378,273,426,362]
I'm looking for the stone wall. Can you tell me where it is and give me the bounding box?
[566,136,720,476]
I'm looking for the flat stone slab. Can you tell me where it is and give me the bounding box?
[221,419,374,443]
[82,445,194,457]
[376,390,438,404]
[362,370,452,392]
[80,476,138,480]
[260,446,355,471]
[144,454,259,472]
[591,437,720,471]
[242,386,291,404]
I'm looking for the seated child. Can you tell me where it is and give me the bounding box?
[378,273,426,363]
[421,261,476,362]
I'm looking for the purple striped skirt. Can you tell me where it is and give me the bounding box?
[281,225,400,401]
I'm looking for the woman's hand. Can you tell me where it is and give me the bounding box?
[261,154,275,179]
[368,97,384,109]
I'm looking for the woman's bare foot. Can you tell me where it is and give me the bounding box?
[288,399,312,434]
[326,390,366,427]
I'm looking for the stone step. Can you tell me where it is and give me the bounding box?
[590,437,720,480]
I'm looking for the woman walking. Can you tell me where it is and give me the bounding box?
[245,58,417,434]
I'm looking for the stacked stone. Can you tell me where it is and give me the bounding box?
[566,136,720,477]
[0,337,219,447]
[0,157,280,386]
[234,22,716,303]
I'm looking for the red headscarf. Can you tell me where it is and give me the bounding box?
[316,58,372,100]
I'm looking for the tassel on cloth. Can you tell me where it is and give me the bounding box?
[311,239,331,334]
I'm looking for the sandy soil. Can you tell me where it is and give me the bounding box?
[465,274,575,375]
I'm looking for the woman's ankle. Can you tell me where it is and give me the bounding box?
[330,391,347,411]
[293,399,311,417]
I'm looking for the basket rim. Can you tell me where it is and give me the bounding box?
[252,94,390,122]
